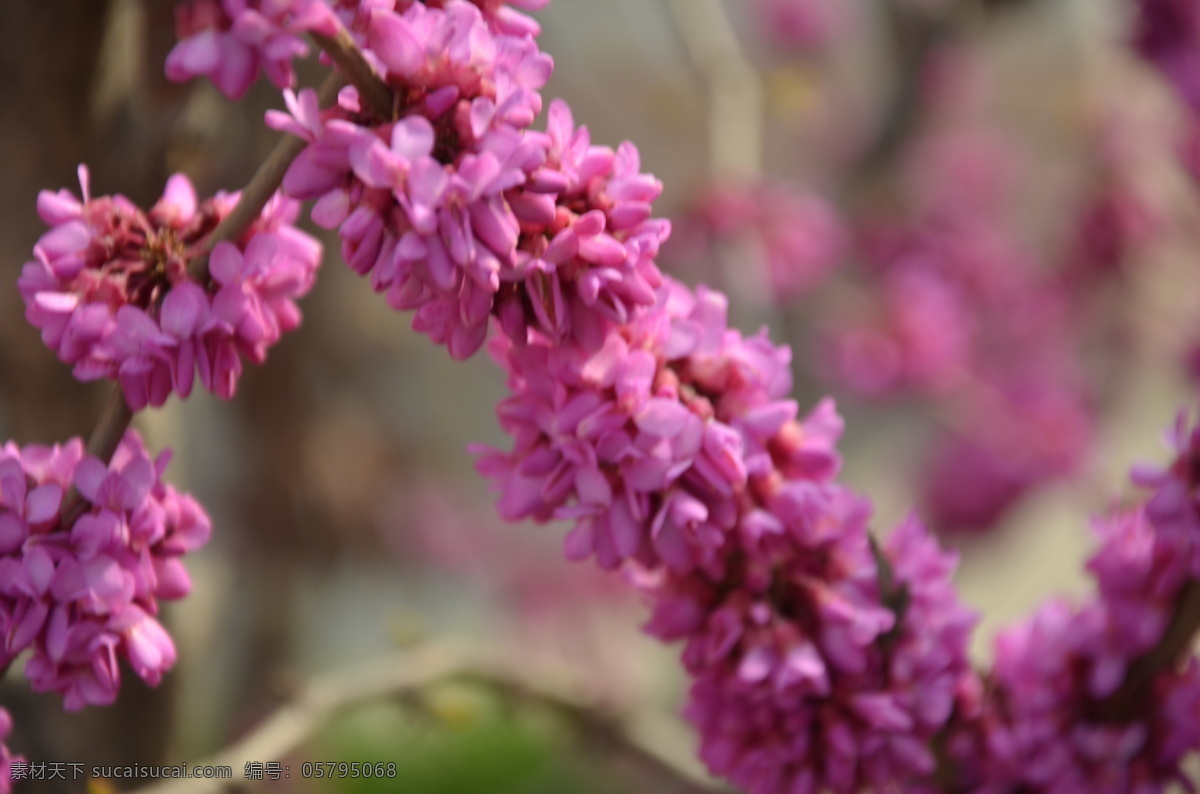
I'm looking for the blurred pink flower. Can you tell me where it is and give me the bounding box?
[937,413,1200,790]
[0,708,20,794]
[167,0,341,98]
[671,182,845,304]
[1131,0,1200,115]
[270,1,668,360]
[749,0,851,53]
[0,432,210,711]
[920,379,1094,534]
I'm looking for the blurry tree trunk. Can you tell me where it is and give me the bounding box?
[0,2,187,789]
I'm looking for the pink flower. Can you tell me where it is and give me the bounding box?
[974,596,1200,792]
[495,100,669,349]
[750,0,851,52]
[0,432,210,711]
[670,182,845,304]
[270,4,668,360]
[477,278,815,572]
[1065,179,1157,280]
[820,269,973,396]
[21,168,321,408]
[1131,0,1200,116]
[920,382,1093,534]
[447,0,550,37]
[638,507,974,794]
[939,415,1200,791]
[0,708,21,794]
[269,2,561,359]
[166,0,342,99]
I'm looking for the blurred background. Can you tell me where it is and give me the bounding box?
[1,0,1199,791]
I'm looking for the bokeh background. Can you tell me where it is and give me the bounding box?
[1,0,1199,791]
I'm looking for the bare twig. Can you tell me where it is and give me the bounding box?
[85,386,136,467]
[70,71,343,489]
[186,71,343,282]
[309,29,394,121]
[1093,579,1200,721]
[846,1,949,190]
[663,0,763,182]
[129,640,718,794]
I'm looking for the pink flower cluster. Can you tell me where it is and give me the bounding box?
[0,432,210,711]
[643,510,976,794]
[167,0,341,99]
[167,0,551,100]
[478,278,815,572]
[0,708,19,794]
[671,182,846,303]
[419,0,550,37]
[20,167,322,408]
[813,135,1097,533]
[150,3,1200,791]
[940,415,1200,791]
[749,0,850,53]
[476,274,978,792]
[1131,0,1200,187]
[1131,0,1200,116]
[918,378,1094,533]
[267,2,667,360]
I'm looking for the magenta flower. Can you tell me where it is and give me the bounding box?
[477,278,816,572]
[270,3,668,360]
[749,0,851,52]
[1131,0,1200,115]
[0,432,210,711]
[269,1,561,359]
[20,168,322,408]
[495,99,669,349]
[0,708,20,794]
[938,414,1200,791]
[819,268,974,397]
[639,505,975,794]
[920,381,1093,534]
[671,182,845,304]
[1065,179,1157,281]
[975,596,1200,793]
[330,0,550,44]
[167,0,341,99]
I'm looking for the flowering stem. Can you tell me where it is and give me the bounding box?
[869,536,910,652]
[85,386,136,466]
[1093,578,1200,721]
[186,71,344,283]
[64,70,345,517]
[309,29,394,120]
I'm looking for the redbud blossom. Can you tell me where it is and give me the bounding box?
[0,432,210,711]
[940,414,1200,791]
[269,3,668,359]
[20,168,321,407]
[0,708,19,794]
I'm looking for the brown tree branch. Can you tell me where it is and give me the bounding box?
[128,640,718,794]
[67,70,344,508]
[1093,579,1200,721]
[309,29,394,121]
